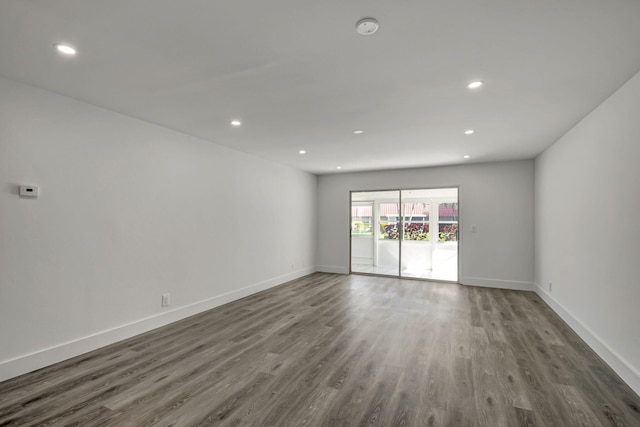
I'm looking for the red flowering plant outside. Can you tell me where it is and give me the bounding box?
[381,223,430,240]
[381,223,399,240]
[439,224,458,242]
[404,223,430,240]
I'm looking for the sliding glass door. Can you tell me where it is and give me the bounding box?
[350,188,458,282]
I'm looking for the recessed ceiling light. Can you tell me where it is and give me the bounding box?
[464,129,475,135]
[54,44,77,55]
[353,129,364,135]
[336,166,342,170]
[230,120,241,127]
[299,150,306,155]
[356,18,379,35]
[463,155,471,159]
[467,81,483,89]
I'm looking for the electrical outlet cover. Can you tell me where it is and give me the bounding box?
[161,293,170,307]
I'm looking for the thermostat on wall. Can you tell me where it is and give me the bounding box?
[19,185,39,198]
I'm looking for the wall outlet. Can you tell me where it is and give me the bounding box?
[548,282,553,292]
[161,293,170,307]
[471,224,478,233]
[19,185,39,198]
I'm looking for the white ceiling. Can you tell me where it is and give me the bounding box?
[1,0,640,175]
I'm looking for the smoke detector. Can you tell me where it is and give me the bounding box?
[356,18,379,35]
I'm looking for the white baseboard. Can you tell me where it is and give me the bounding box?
[534,283,640,396]
[0,267,316,383]
[316,265,349,275]
[461,276,535,291]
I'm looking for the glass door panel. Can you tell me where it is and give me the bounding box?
[400,188,458,281]
[350,190,400,276]
[400,199,431,278]
[350,201,374,273]
[433,198,459,281]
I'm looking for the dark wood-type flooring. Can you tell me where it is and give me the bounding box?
[1,273,639,426]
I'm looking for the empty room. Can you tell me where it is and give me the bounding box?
[1,1,640,426]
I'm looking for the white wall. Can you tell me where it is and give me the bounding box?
[535,70,640,394]
[317,160,535,289]
[0,76,317,381]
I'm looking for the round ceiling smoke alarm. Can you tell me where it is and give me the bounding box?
[356,18,379,35]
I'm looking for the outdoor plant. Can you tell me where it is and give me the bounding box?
[380,222,458,241]
[404,223,429,240]
[439,224,458,242]
[381,223,399,239]
[380,223,430,240]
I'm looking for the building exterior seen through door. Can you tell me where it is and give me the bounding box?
[350,188,458,282]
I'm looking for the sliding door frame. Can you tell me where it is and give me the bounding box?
[349,185,461,284]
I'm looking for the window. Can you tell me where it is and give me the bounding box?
[351,205,373,236]
[403,203,429,241]
[438,202,458,241]
[379,204,399,239]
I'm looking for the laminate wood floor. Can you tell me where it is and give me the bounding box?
[1,273,639,426]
